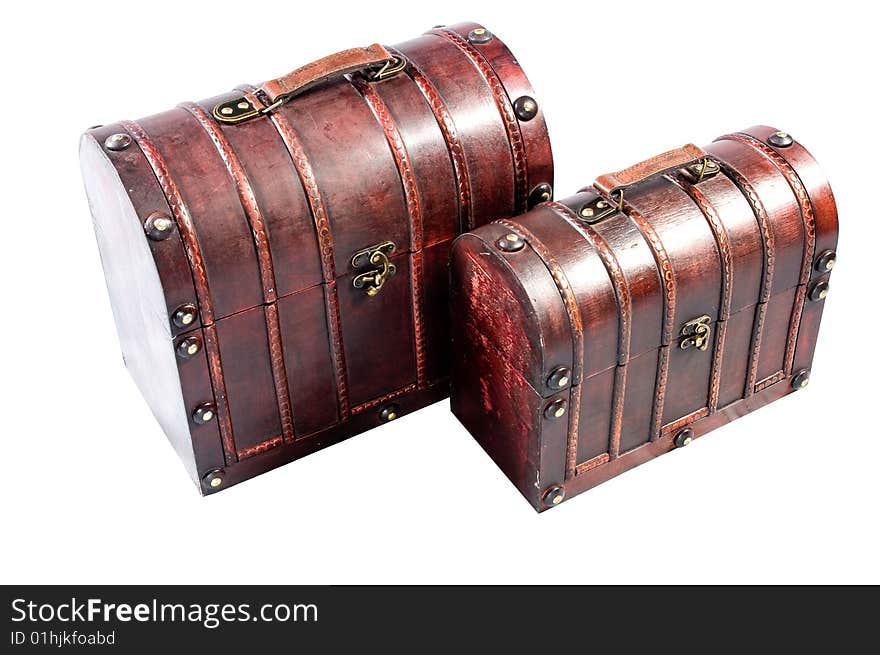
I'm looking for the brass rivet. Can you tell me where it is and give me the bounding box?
[237,101,250,110]
[792,369,810,389]
[172,303,198,329]
[467,28,494,44]
[528,183,553,208]
[144,212,174,241]
[220,106,234,115]
[514,96,538,121]
[808,280,829,302]
[547,366,572,391]
[542,485,565,507]
[544,399,567,420]
[674,427,694,448]
[202,469,225,490]
[580,207,595,218]
[176,335,202,360]
[380,404,401,423]
[768,131,793,148]
[193,402,217,425]
[815,249,836,273]
[496,232,525,253]
[105,133,131,151]
[596,201,607,208]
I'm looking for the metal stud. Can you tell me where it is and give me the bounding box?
[172,303,198,329]
[202,469,224,490]
[808,280,829,302]
[105,133,131,151]
[467,27,494,44]
[496,232,525,253]
[528,183,553,208]
[176,335,202,360]
[542,485,565,507]
[792,369,810,389]
[544,399,567,420]
[144,212,174,241]
[815,249,836,272]
[380,404,401,422]
[674,427,694,448]
[514,96,538,121]
[192,402,217,425]
[547,367,572,391]
[768,131,794,148]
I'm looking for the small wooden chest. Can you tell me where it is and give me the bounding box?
[450,126,837,511]
[81,22,553,493]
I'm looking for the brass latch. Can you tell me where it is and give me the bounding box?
[679,315,712,351]
[352,241,397,297]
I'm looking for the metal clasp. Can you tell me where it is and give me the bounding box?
[367,54,408,81]
[680,158,720,184]
[352,241,397,297]
[679,315,712,351]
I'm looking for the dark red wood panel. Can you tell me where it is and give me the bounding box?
[575,369,615,465]
[196,92,324,297]
[276,285,339,437]
[337,256,417,408]
[398,35,516,227]
[214,306,282,453]
[421,239,453,385]
[137,108,264,319]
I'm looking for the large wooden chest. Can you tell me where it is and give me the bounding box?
[450,126,836,511]
[81,22,553,493]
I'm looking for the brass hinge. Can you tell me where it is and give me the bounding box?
[577,195,619,224]
[679,315,712,351]
[351,241,397,297]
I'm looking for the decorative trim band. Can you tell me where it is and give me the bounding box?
[350,77,427,389]
[495,218,583,479]
[721,133,817,375]
[713,158,776,398]
[670,175,732,413]
[620,203,676,440]
[121,119,237,465]
[248,92,350,422]
[179,101,294,443]
[550,200,633,460]
[389,47,474,231]
[431,28,529,214]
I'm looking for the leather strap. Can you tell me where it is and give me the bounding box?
[260,44,392,104]
[594,144,706,198]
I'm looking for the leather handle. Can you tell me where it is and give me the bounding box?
[594,144,707,198]
[260,43,392,104]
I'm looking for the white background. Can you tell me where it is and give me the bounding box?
[1,0,877,584]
